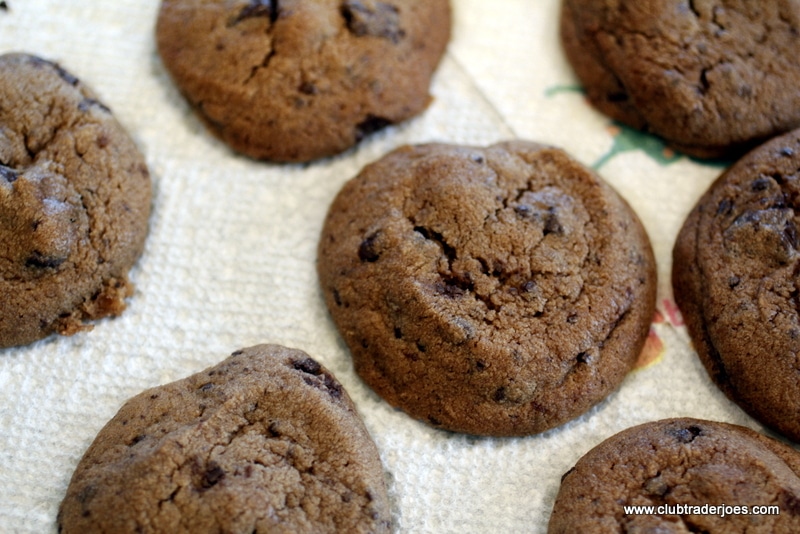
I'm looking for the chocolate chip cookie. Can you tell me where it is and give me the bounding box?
[318,141,657,436]
[0,53,151,349]
[156,0,451,162]
[549,418,800,533]
[673,129,800,442]
[58,344,391,533]
[561,0,800,159]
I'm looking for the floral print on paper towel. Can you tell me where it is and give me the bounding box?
[546,85,729,170]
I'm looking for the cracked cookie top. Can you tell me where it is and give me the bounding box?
[673,129,800,442]
[549,418,800,533]
[0,53,151,348]
[155,0,451,162]
[561,0,800,159]
[58,344,391,533]
[317,141,657,436]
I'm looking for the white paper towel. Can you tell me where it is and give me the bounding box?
[0,1,794,532]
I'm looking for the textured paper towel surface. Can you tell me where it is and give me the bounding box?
[0,1,795,533]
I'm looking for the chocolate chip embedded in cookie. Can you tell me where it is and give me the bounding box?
[58,344,391,533]
[318,141,656,436]
[673,129,800,442]
[549,418,800,533]
[156,0,451,162]
[561,0,800,159]
[0,53,151,349]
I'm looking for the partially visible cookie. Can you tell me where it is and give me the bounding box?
[318,141,656,436]
[156,0,451,162]
[673,129,800,442]
[561,0,800,159]
[549,418,800,533]
[58,344,391,533]
[0,53,151,349]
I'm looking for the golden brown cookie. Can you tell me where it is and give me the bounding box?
[0,53,151,348]
[318,141,656,436]
[561,0,800,159]
[673,129,800,442]
[549,418,800,533]
[58,344,391,533]
[156,0,451,162]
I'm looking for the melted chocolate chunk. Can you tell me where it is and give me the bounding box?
[358,231,381,262]
[0,165,18,183]
[292,357,322,375]
[25,251,66,270]
[233,0,279,25]
[342,1,404,43]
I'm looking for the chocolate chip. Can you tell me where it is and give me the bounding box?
[25,251,66,269]
[267,422,281,437]
[342,0,404,43]
[199,382,214,392]
[522,280,536,293]
[671,425,702,443]
[76,484,97,504]
[355,114,392,142]
[751,177,770,191]
[358,231,381,262]
[543,210,563,235]
[780,147,795,157]
[575,352,590,364]
[298,81,317,95]
[233,0,278,25]
[716,198,733,215]
[435,279,466,298]
[321,373,343,399]
[292,357,322,375]
[728,276,740,288]
[202,463,225,489]
[0,165,18,183]
[779,489,800,516]
[302,370,344,400]
[493,387,506,402]
[128,434,146,446]
[514,204,532,217]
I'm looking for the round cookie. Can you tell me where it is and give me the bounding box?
[673,129,800,442]
[58,344,391,533]
[317,141,657,436]
[560,0,800,159]
[0,53,151,349]
[549,418,800,533]
[156,0,451,162]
